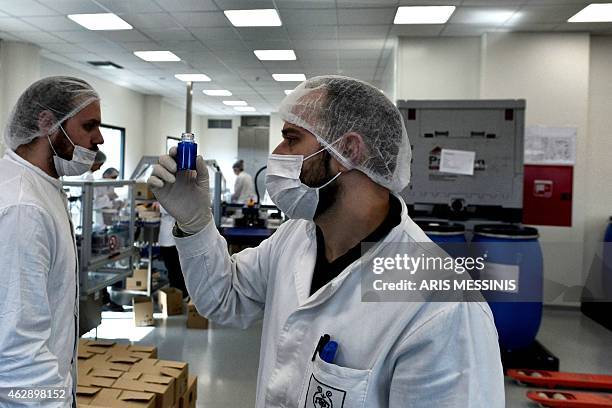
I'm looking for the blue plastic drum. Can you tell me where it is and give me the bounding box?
[417,221,467,259]
[472,224,543,351]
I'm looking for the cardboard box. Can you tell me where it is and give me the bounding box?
[79,349,142,373]
[112,371,174,408]
[78,339,158,360]
[133,296,154,327]
[158,288,183,317]
[77,366,122,388]
[77,386,155,408]
[79,339,117,356]
[127,269,149,291]
[179,376,197,408]
[129,359,188,404]
[186,303,208,330]
[134,182,154,200]
[111,344,158,359]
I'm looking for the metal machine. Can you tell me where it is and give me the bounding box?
[62,179,137,335]
[398,99,526,222]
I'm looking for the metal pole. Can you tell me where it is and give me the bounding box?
[186,81,193,132]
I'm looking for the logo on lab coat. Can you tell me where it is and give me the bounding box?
[305,374,346,408]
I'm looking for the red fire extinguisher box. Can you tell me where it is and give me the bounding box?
[522,165,573,227]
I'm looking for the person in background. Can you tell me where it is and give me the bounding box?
[91,166,120,227]
[154,202,188,298]
[0,76,103,407]
[81,150,106,181]
[231,159,256,204]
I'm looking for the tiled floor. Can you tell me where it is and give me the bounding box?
[86,307,612,407]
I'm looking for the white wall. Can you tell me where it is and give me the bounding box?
[0,41,41,155]
[200,117,240,190]
[396,37,481,100]
[584,36,612,280]
[269,113,284,154]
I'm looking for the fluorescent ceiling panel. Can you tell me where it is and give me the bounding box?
[203,89,232,96]
[174,74,212,81]
[394,6,456,24]
[568,3,612,22]
[67,13,132,30]
[224,9,282,27]
[234,106,256,112]
[223,100,248,106]
[254,49,296,60]
[134,51,180,61]
[272,73,306,81]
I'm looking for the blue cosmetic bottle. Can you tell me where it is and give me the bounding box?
[177,132,197,171]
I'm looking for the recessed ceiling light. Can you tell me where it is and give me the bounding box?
[254,50,296,61]
[224,9,282,27]
[234,107,256,112]
[174,74,211,82]
[284,89,294,95]
[393,6,456,24]
[203,89,232,96]
[272,73,306,82]
[68,13,132,30]
[569,3,612,22]
[134,51,180,62]
[223,100,248,106]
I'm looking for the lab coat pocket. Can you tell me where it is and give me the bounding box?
[299,356,371,408]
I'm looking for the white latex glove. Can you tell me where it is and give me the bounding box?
[147,147,212,234]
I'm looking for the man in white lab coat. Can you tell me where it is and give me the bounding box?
[0,77,103,407]
[231,159,256,203]
[149,75,504,407]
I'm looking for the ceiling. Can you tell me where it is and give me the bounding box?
[0,0,611,115]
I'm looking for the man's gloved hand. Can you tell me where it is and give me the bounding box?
[147,147,212,234]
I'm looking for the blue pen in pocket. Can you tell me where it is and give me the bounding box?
[319,340,338,364]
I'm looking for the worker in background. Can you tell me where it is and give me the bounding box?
[0,76,103,407]
[81,150,106,181]
[97,167,121,206]
[231,159,256,203]
[149,75,504,407]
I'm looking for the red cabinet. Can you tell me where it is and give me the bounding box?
[522,165,573,227]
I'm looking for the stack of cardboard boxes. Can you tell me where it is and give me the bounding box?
[77,340,197,408]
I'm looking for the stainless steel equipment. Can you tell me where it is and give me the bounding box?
[62,179,137,334]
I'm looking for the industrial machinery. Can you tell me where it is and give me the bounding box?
[398,99,526,223]
[63,179,137,335]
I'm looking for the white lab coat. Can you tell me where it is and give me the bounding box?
[233,171,256,203]
[176,194,505,408]
[0,150,78,407]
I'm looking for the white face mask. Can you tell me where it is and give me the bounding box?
[47,125,97,177]
[265,146,342,220]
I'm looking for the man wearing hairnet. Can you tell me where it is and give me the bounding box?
[149,76,504,407]
[0,76,103,407]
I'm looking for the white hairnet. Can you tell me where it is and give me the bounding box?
[278,75,411,192]
[4,76,100,151]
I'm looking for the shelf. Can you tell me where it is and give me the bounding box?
[88,247,137,270]
[80,269,132,297]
